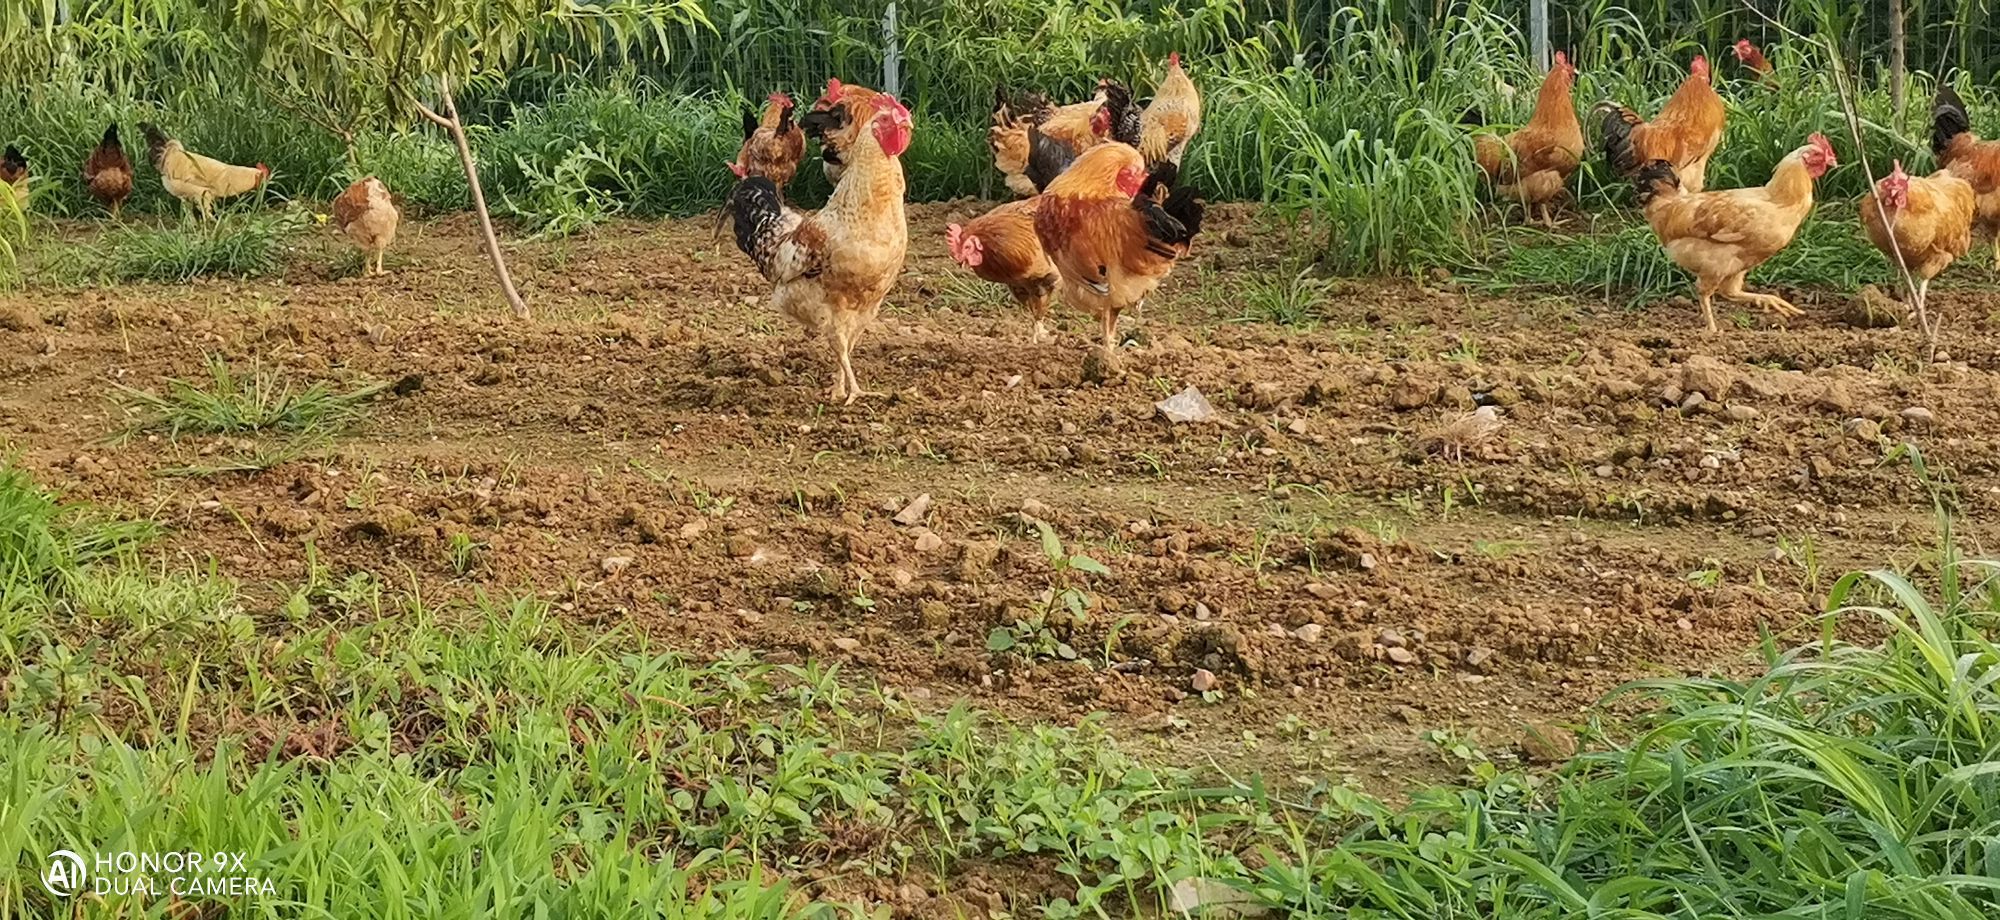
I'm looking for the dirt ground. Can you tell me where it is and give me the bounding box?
[4,203,1997,789]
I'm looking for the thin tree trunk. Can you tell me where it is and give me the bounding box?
[414,76,529,320]
[1890,0,1907,129]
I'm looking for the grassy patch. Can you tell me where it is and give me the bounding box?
[115,356,384,439]
[3,464,1998,918]
[81,210,310,283]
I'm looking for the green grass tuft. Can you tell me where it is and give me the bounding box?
[115,356,385,439]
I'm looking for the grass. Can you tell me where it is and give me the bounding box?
[4,457,2000,917]
[114,356,385,439]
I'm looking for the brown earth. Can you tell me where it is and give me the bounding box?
[4,202,1997,789]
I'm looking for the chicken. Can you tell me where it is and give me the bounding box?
[1139,53,1202,167]
[139,123,268,219]
[946,199,1059,341]
[0,146,25,210]
[1610,132,1837,331]
[1032,143,1203,368]
[332,176,400,277]
[1860,161,1974,317]
[1931,86,2000,267]
[83,125,132,219]
[1036,89,1111,153]
[730,93,807,187]
[1472,51,1582,227]
[1598,55,1727,193]
[729,79,912,404]
[1733,39,1776,86]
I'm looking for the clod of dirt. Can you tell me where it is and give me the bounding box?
[1243,381,1287,411]
[893,493,933,526]
[1387,378,1434,411]
[833,637,862,652]
[1190,669,1219,693]
[1166,877,1268,918]
[1155,386,1217,424]
[1421,406,1504,460]
[1678,355,1735,400]
[391,374,425,397]
[602,555,633,576]
[1902,406,1935,426]
[1080,351,1118,384]
[1519,722,1580,764]
[1813,381,1856,416]
[913,530,944,553]
[351,504,421,539]
[0,304,39,331]
[1846,418,1883,443]
[1841,284,1903,328]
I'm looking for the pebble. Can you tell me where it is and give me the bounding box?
[1901,407,1935,425]
[1724,404,1760,422]
[1191,669,1219,692]
[1676,617,1693,631]
[1357,552,1379,571]
[1595,464,1615,478]
[1378,628,1407,648]
[1518,722,1579,764]
[1699,454,1721,470]
[833,637,862,652]
[1193,601,1213,621]
[1464,646,1494,668]
[1846,418,1882,443]
[1293,623,1324,643]
[893,493,933,526]
[1386,647,1418,665]
[913,530,944,553]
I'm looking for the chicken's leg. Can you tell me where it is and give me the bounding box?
[1098,308,1123,372]
[1718,273,1803,323]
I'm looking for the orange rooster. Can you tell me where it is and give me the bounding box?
[83,125,132,219]
[946,199,1059,341]
[1140,53,1202,167]
[1932,86,2000,267]
[1860,161,1973,317]
[0,146,25,210]
[1473,51,1582,228]
[1598,55,1727,193]
[333,176,401,277]
[729,79,912,404]
[1611,132,1836,331]
[1032,144,1203,368]
[1733,39,1776,87]
[989,98,1111,198]
[731,93,807,187]
[140,123,268,219]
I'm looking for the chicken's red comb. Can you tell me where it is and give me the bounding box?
[1168,51,1181,68]
[1889,159,1907,179]
[1807,133,1836,161]
[768,91,792,105]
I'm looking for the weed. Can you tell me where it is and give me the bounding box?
[115,356,383,438]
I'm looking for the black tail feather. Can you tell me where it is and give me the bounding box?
[1598,106,1640,176]
[1102,80,1142,148]
[741,108,759,142]
[1,145,24,171]
[1024,123,1076,192]
[1933,85,1971,160]
[1631,159,1679,207]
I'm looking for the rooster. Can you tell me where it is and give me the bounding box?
[333,176,400,277]
[1733,39,1776,87]
[1032,144,1203,369]
[0,146,25,210]
[139,123,268,219]
[1598,55,1727,193]
[1931,86,2000,268]
[729,79,912,404]
[1473,51,1582,228]
[1861,161,1974,318]
[731,93,807,188]
[83,125,132,219]
[1611,131,1836,331]
[1139,53,1203,168]
[946,199,1060,341]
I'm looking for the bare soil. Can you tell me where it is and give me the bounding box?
[5,203,1998,789]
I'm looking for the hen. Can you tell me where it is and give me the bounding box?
[1598,56,1726,193]
[1032,143,1203,368]
[0,146,25,210]
[946,199,1059,341]
[1733,39,1776,87]
[1860,160,1973,316]
[140,123,268,219]
[1931,86,2000,267]
[333,176,401,277]
[1472,51,1582,227]
[83,125,133,218]
[731,93,807,187]
[729,80,912,404]
[1612,132,1836,331]
[1139,53,1202,168]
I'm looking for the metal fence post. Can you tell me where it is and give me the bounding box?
[1530,0,1549,71]
[882,2,902,97]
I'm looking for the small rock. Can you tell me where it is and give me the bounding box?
[1357,551,1379,571]
[1191,669,1219,693]
[1293,623,1324,643]
[726,534,759,558]
[1724,404,1760,422]
[1807,456,1837,481]
[913,530,945,553]
[1814,382,1856,416]
[601,555,633,576]
[1901,406,1935,426]
[1378,628,1407,648]
[1679,391,1706,413]
[833,637,862,652]
[1304,583,1339,600]
[1846,418,1882,443]
[1156,386,1217,424]
[1464,646,1494,668]
[1388,379,1434,411]
[1519,722,1579,764]
[678,520,708,542]
[893,493,933,526]
[1594,464,1616,478]
[1699,454,1721,470]
[1193,601,1213,621]
[1676,617,1693,631]
[1386,647,1418,665]
[1679,355,1735,400]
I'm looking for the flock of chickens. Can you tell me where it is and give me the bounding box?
[1474,40,2000,331]
[723,56,1205,403]
[1,124,400,276]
